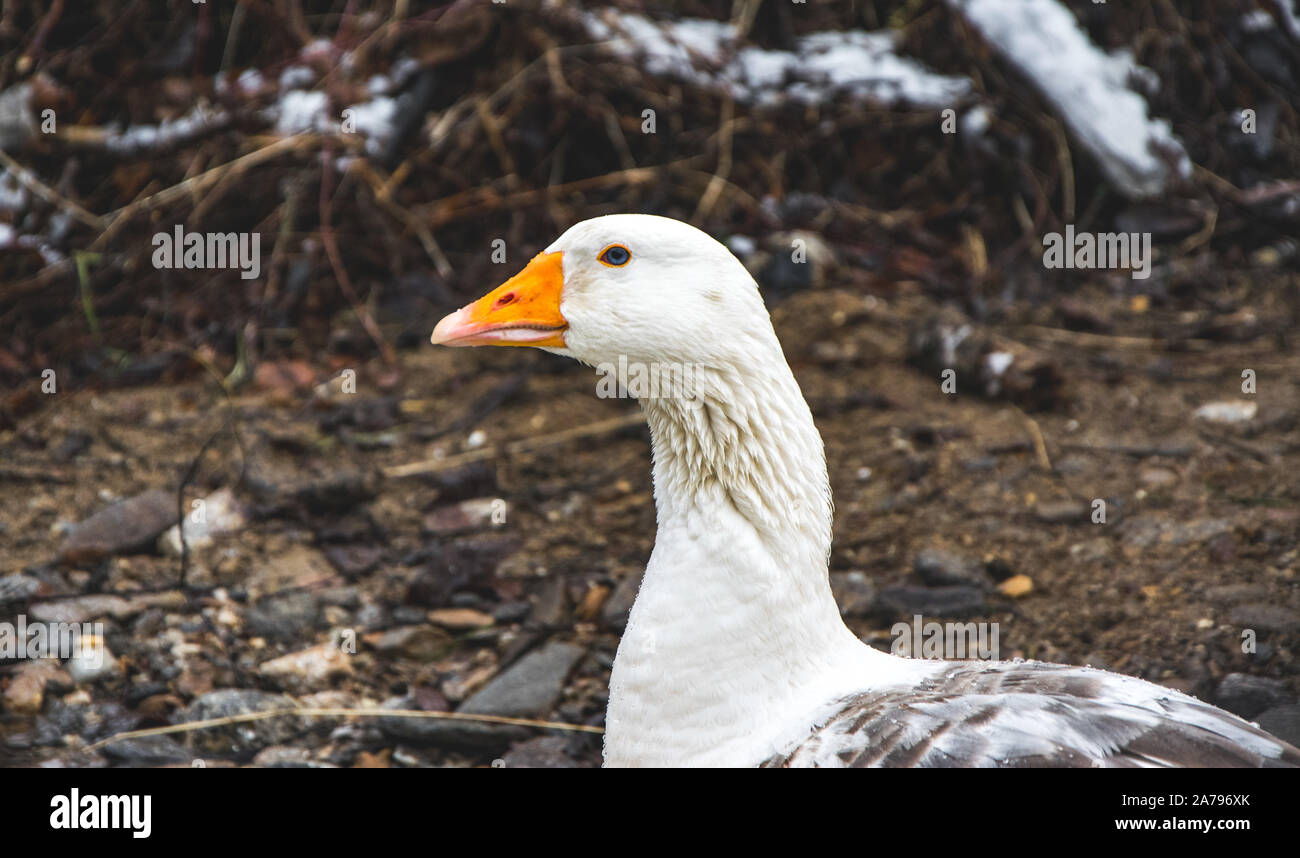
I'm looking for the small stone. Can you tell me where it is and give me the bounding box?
[422,498,502,536]
[1139,468,1178,489]
[174,690,299,758]
[1228,603,1300,634]
[367,625,452,662]
[997,574,1034,598]
[323,545,384,578]
[1255,705,1300,748]
[100,734,192,766]
[600,572,642,633]
[1193,400,1257,424]
[3,660,70,715]
[498,735,587,768]
[258,643,354,693]
[252,745,337,768]
[913,549,986,587]
[1033,499,1088,524]
[875,585,987,619]
[247,591,321,640]
[59,488,179,564]
[66,637,120,685]
[427,608,495,630]
[1214,673,1294,719]
[158,487,246,556]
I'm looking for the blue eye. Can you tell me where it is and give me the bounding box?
[599,244,631,267]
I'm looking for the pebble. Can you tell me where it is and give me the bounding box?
[367,625,452,662]
[1255,705,1300,747]
[1214,673,1294,719]
[174,690,299,757]
[912,548,987,587]
[59,488,179,564]
[997,574,1034,598]
[2,660,70,715]
[422,497,502,536]
[158,487,246,556]
[600,573,642,632]
[258,643,354,693]
[100,734,192,766]
[1033,499,1088,524]
[1193,400,1257,424]
[875,585,987,619]
[1227,603,1300,634]
[428,608,495,630]
[247,591,321,640]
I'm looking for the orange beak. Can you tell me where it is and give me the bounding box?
[430,251,567,348]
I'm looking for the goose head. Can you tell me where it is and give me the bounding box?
[430,214,775,372]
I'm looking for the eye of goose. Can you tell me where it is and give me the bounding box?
[598,244,631,267]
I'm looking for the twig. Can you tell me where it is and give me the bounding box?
[83,706,603,754]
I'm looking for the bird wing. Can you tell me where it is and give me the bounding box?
[763,661,1300,768]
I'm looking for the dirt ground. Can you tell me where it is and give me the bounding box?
[1,268,1297,768]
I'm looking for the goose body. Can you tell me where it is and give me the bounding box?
[433,214,1299,768]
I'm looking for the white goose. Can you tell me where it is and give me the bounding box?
[432,214,1299,768]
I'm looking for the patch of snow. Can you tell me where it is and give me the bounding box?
[344,96,398,155]
[105,104,229,156]
[581,11,970,109]
[0,168,30,213]
[1194,401,1257,424]
[279,65,317,92]
[276,89,332,135]
[945,0,1190,199]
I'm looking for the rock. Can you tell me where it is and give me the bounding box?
[404,536,519,607]
[1033,499,1088,524]
[381,641,587,749]
[66,638,121,685]
[498,735,586,768]
[0,573,42,603]
[427,608,495,630]
[830,571,877,617]
[600,572,642,632]
[247,591,321,640]
[422,497,503,536]
[1203,584,1269,605]
[252,745,337,768]
[1121,517,1233,548]
[59,489,179,564]
[258,643,354,693]
[100,734,192,766]
[3,660,70,715]
[1228,603,1300,634]
[875,585,987,619]
[1255,705,1300,748]
[530,576,569,629]
[913,549,986,587]
[367,625,452,662]
[997,574,1034,598]
[1193,400,1257,424]
[323,545,384,578]
[158,487,246,556]
[1214,674,1294,719]
[174,690,299,758]
[1139,467,1179,489]
[27,591,187,625]
[249,545,338,594]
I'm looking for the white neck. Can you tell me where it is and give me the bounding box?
[602,346,914,767]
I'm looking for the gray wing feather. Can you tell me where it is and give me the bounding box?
[764,661,1300,768]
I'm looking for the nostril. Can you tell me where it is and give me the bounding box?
[494,292,516,308]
